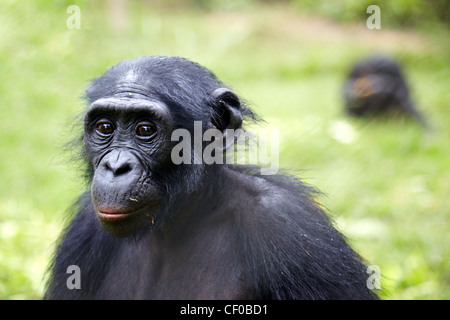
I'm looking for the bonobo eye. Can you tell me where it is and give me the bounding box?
[95,120,115,136]
[136,122,157,138]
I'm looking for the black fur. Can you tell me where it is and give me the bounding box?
[45,56,377,300]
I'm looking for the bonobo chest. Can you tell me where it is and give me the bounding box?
[98,226,246,299]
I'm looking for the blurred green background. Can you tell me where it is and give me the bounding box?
[0,0,449,299]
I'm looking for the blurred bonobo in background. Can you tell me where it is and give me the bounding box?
[343,56,428,128]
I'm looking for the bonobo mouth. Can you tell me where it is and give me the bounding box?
[96,207,144,222]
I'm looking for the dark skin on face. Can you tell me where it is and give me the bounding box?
[45,56,378,300]
[84,97,173,236]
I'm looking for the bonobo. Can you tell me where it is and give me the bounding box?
[45,56,378,299]
[344,56,427,127]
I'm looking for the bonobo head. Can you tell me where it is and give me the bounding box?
[345,58,400,114]
[83,56,256,236]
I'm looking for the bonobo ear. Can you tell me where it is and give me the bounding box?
[211,88,243,132]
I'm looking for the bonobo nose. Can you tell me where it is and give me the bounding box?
[102,149,140,178]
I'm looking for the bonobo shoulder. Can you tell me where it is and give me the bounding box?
[224,166,375,300]
[226,166,327,227]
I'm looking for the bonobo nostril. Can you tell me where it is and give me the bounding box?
[105,161,132,176]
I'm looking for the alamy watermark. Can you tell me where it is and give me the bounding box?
[170,121,279,175]
[66,5,81,30]
[65,264,381,291]
[366,265,381,290]
[66,265,81,290]
[367,5,381,29]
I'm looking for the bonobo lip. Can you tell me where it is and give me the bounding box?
[96,207,143,222]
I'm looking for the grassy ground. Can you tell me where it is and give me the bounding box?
[0,1,449,299]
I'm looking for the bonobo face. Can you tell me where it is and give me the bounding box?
[84,96,173,236]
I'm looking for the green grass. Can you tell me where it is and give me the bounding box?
[0,1,449,299]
